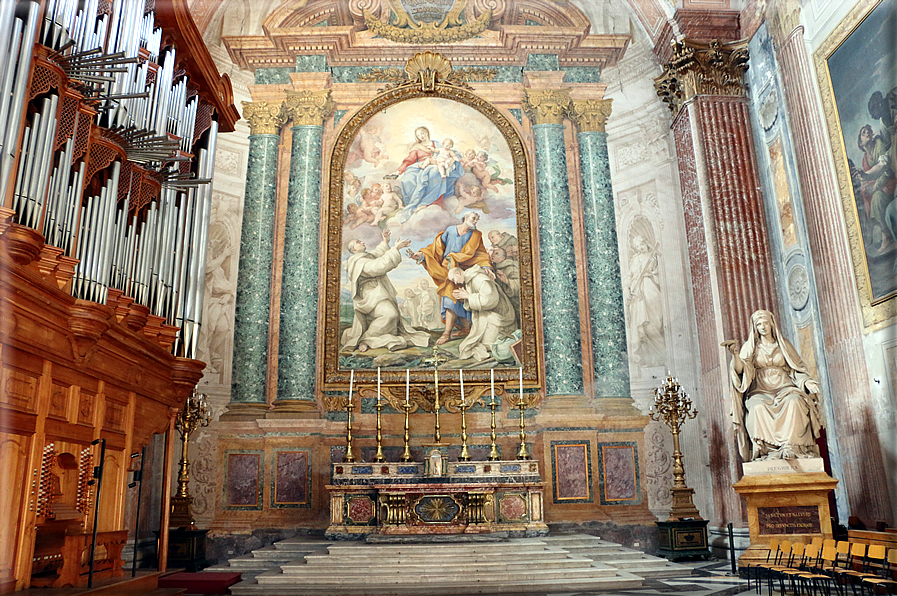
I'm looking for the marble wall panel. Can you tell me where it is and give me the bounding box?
[550,440,593,503]
[272,449,310,507]
[225,451,263,509]
[597,442,640,505]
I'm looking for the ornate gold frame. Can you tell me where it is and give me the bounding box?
[321,82,540,396]
[813,0,897,330]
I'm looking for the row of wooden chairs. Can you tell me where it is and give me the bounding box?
[745,538,897,595]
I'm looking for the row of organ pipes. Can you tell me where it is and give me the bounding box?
[1,0,218,360]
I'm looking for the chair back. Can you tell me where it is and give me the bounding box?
[822,538,836,551]
[811,536,823,549]
[765,538,781,562]
[868,544,887,561]
[888,548,897,565]
[789,542,805,566]
[777,540,792,564]
[820,544,838,567]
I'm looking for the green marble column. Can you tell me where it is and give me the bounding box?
[227,101,287,416]
[570,100,630,397]
[275,90,334,412]
[523,89,584,396]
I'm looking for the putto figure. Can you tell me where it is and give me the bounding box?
[723,310,823,461]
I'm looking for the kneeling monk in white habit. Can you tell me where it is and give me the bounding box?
[449,266,517,362]
[342,230,430,352]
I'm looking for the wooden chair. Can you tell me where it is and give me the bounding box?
[798,544,840,596]
[778,542,809,595]
[756,540,792,594]
[748,538,782,593]
[861,548,897,595]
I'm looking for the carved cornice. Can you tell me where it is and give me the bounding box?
[284,90,335,126]
[767,0,802,46]
[569,99,613,133]
[654,38,749,118]
[523,89,572,125]
[241,100,288,135]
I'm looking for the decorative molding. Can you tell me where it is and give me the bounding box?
[383,0,467,30]
[358,52,496,93]
[285,90,335,126]
[522,89,572,125]
[767,0,802,46]
[241,100,288,135]
[653,39,749,118]
[569,99,614,133]
[362,8,491,44]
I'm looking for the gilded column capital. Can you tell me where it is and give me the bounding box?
[523,89,572,125]
[653,39,749,118]
[241,100,288,135]
[284,89,336,127]
[569,99,614,133]
[768,0,802,46]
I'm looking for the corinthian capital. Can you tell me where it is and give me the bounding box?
[284,90,335,126]
[768,0,802,45]
[242,101,288,135]
[653,39,749,118]
[523,89,572,125]
[569,99,613,133]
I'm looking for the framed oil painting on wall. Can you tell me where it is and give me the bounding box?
[321,83,540,396]
[816,0,897,329]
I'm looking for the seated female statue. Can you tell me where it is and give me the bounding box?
[724,310,823,461]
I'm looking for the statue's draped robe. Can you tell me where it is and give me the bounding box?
[457,265,517,361]
[342,241,429,351]
[419,225,492,321]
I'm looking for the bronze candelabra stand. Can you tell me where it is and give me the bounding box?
[488,371,500,461]
[170,388,211,528]
[516,370,530,460]
[650,375,701,520]
[343,372,356,463]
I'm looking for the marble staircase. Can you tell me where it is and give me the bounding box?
[211,533,691,595]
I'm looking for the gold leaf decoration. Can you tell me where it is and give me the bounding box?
[363,8,491,44]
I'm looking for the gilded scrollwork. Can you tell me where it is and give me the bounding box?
[362,8,491,44]
[284,89,335,126]
[241,100,288,135]
[522,89,572,125]
[653,39,749,118]
[569,99,614,133]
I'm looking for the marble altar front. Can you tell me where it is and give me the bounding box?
[326,459,548,539]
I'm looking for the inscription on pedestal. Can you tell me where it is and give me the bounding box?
[758,505,821,534]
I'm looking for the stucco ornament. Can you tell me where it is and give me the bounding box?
[722,310,823,461]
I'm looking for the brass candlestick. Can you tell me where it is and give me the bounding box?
[374,394,385,463]
[488,393,500,461]
[343,381,356,463]
[650,374,701,520]
[516,391,530,460]
[400,399,413,462]
[171,388,211,528]
[422,348,447,443]
[458,399,472,461]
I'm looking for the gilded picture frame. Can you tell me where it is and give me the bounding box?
[814,0,897,330]
[320,82,541,401]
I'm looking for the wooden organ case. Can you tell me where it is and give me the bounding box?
[0,0,237,590]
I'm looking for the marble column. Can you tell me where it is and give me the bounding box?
[569,99,630,399]
[274,90,334,413]
[523,89,584,397]
[768,0,891,523]
[225,100,287,418]
[655,40,779,528]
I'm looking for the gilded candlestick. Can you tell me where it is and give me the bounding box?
[171,389,212,528]
[488,369,499,461]
[458,371,470,461]
[422,348,448,443]
[343,370,356,463]
[650,374,701,520]
[401,369,412,462]
[374,376,385,463]
[516,368,530,460]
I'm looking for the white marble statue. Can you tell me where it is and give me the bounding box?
[723,310,823,462]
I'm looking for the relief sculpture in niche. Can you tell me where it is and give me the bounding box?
[322,78,538,389]
[625,215,664,369]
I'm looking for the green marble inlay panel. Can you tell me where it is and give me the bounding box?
[334,109,348,124]
[231,134,281,404]
[255,67,293,85]
[509,108,523,123]
[577,131,629,397]
[524,54,559,71]
[278,125,325,401]
[563,67,601,84]
[532,123,584,396]
[295,54,328,72]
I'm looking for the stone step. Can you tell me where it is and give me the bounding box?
[281,558,617,576]
[306,548,573,564]
[251,546,312,560]
[324,538,547,553]
[318,545,560,557]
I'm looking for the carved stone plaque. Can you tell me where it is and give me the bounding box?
[757,505,821,535]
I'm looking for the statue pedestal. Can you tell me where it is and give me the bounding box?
[733,458,837,570]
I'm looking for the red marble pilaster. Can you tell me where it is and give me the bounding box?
[772,19,892,524]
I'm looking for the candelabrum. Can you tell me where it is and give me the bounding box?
[458,398,472,461]
[170,388,211,528]
[488,393,500,461]
[400,398,413,462]
[649,375,701,520]
[343,391,356,463]
[516,391,530,460]
[374,396,385,463]
[422,348,448,443]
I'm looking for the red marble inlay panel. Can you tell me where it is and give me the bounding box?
[499,494,526,521]
[347,496,375,524]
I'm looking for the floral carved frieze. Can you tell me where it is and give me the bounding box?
[284,90,335,126]
[241,100,288,135]
[654,39,749,118]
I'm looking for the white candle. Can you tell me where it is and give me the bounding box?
[519,366,523,403]
[459,369,465,406]
[490,369,495,406]
[377,367,381,405]
[405,369,410,406]
[348,369,354,407]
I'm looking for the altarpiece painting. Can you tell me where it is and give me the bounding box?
[321,81,539,397]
